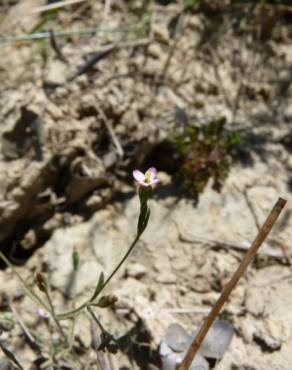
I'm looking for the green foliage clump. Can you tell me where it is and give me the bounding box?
[171,117,241,197]
[184,0,200,11]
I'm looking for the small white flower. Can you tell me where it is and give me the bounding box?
[37,308,50,321]
[133,167,160,187]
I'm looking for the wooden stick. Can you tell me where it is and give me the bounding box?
[178,197,287,370]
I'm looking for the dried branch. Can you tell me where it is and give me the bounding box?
[178,197,287,370]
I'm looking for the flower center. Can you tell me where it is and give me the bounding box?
[144,170,152,183]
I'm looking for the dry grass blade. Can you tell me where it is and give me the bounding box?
[30,0,88,14]
[96,106,124,158]
[0,25,140,44]
[178,197,287,370]
[9,299,40,351]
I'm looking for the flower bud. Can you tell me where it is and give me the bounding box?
[96,295,118,308]
[72,248,79,271]
[37,308,50,321]
[35,273,47,292]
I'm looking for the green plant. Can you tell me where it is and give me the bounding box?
[184,0,200,11]
[0,169,159,368]
[170,117,241,197]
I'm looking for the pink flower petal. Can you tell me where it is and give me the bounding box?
[37,308,50,320]
[147,167,157,179]
[150,178,160,185]
[133,170,145,183]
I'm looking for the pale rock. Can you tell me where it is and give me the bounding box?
[21,229,37,250]
[156,271,177,284]
[189,277,211,293]
[246,186,278,226]
[0,271,23,300]
[187,15,204,32]
[277,44,292,64]
[85,194,104,212]
[45,102,63,120]
[74,316,92,348]
[245,266,292,349]
[126,263,147,279]
[158,171,172,186]
[43,207,133,295]
[148,43,165,61]
[79,93,97,112]
[253,320,283,350]
[45,60,67,85]
[216,336,248,370]
[0,0,45,33]
[283,104,292,120]
[144,58,164,76]
[153,23,170,44]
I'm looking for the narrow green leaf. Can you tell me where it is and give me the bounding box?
[72,249,79,271]
[90,272,105,301]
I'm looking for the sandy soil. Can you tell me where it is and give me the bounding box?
[1,1,292,369]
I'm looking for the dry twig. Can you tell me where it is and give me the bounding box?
[9,300,40,352]
[30,0,88,14]
[96,106,124,158]
[178,197,287,370]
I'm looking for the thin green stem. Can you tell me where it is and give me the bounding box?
[91,234,140,301]
[57,301,88,320]
[58,189,151,319]
[87,306,119,346]
[44,289,68,346]
[87,306,105,333]
[1,187,151,324]
[57,234,141,319]
[0,252,50,312]
[57,233,142,320]
[68,316,76,349]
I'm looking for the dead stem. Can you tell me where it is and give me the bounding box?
[178,197,287,370]
[30,0,88,14]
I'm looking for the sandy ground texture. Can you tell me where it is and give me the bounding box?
[1,1,292,369]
